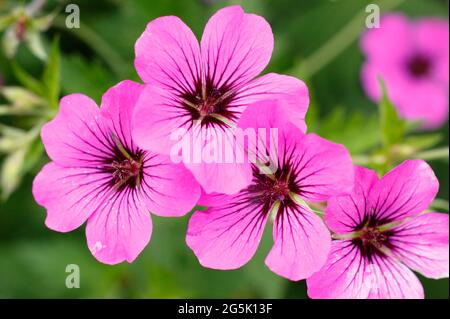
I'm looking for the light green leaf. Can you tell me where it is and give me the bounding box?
[43,37,61,109]
[378,79,406,148]
[2,26,20,58]
[0,15,14,31]
[0,86,45,109]
[24,30,47,60]
[0,147,26,200]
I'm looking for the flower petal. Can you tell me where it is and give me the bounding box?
[32,162,111,232]
[390,212,449,279]
[86,190,152,265]
[41,94,112,167]
[134,16,201,93]
[140,153,201,217]
[290,133,354,202]
[361,13,411,63]
[100,80,144,152]
[201,5,273,89]
[307,241,424,299]
[186,193,268,270]
[325,166,379,234]
[236,73,309,132]
[265,205,331,281]
[369,160,439,223]
[132,85,188,155]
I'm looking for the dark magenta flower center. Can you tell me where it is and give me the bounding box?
[111,158,143,189]
[181,79,238,129]
[407,54,431,78]
[103,135,146,191]
[351,214,394,261]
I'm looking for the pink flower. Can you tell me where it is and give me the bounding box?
[307,161,448,299]
[361,14,449,129]
[132,5,309,194]
[32,80,201,264]
[185,100,354,280]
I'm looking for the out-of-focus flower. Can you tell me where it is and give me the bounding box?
[361,14,449,129]
[0,0,55,60]
[32,81,201,264]
[186,100,354,281]
[132,5,309,194]
[307,162,448,299]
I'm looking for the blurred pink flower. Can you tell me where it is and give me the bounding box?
[361,14,449,129]
[307,161,448,299]
[132,5,309,194]
[33,80,201,264]
[186,100,354,281]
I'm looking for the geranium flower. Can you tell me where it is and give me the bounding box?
[307,161,448,298]
[132,5,309,194]
[32,80,201,264]
[185,100,354,280]
[361,14,449,129]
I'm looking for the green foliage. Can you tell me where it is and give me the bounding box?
[0,0,448,299]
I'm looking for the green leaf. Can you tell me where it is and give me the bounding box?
[0,15,14,31]
[378,78,406,148]
[43,37,61,110]
[24,30,47,61]
[0,147,26,200]
[317,106,380,154]
[403,134,442,152]
[2,26,20,58]
[11,61,45,96]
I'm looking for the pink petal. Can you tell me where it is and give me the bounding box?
[325,166,379,234]
[390,212,449,279]
[132,85,188,155]
[236,73,309,132]
[361,13,411,63]
[290,133,354,202]
[134,15,201,91]
[41,94,111,167]
[186,193,268,270]
[369,160,439,222]
[86,191,152,265]
[100,80,144,151]
[32,162,110,232]
[415,18,449,84]
[265,205,331,281]
[140,153,201,217]
[200,5,273,89]
[184,126,253,194]
[307,241,424,299]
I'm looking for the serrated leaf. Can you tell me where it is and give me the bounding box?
[43,37,61,109]
[378,79,406,148]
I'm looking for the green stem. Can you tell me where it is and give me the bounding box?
[53,16,128,77]
[290,0,405,78]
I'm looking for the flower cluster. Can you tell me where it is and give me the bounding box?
[32,6,448,298]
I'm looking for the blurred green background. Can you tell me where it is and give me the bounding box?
[0,0,448,298]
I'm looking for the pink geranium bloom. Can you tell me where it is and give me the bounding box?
[132,5,309,194]
[186,100,354,280]
[307,161,448,299]
[361,14,449,129]
[32,80,201,264]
